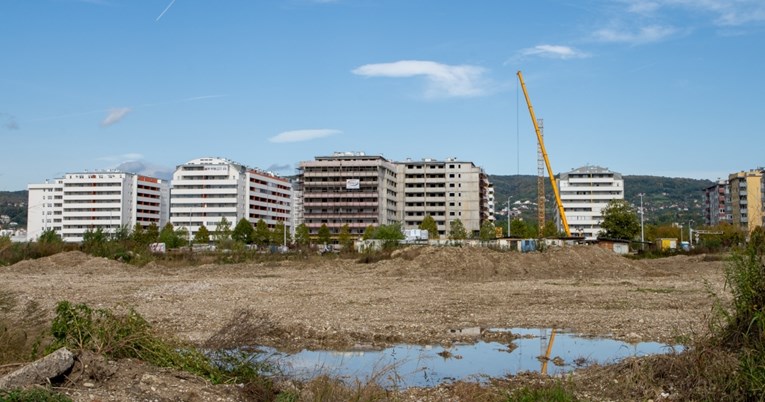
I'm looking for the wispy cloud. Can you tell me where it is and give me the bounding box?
[98,153,144,162]
[114,160,173,180]
[266,163,292,172]
[352,60,489,99]
[269,129,341,143]
[623,0,765,26]
[593,24,677,44]
[100,107,132,127]
[519,45,590,60]
[1,113,19,130]
[156,0,177,22]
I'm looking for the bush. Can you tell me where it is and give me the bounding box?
[0,388,72,402]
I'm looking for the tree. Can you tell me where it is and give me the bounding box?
[449,219,467,240]
[144,223,159,244]
[419,215,438,239]
[509,219,528,238]
[132,223,146,244]
[317,224,331,245]
[479,220,496,241]
[362,225,375,240]
[194,225,210,244]
[373,223,404,248]
[542,221,560,238]
[338,224,353,250]
[159,222,184,248]
[38,228,62,245]
[270,221,291,246]
[252,219,271,247]
[232,218,254,244]
[599,200,640,240]
[214,217,232,243]
[295,223,311,246]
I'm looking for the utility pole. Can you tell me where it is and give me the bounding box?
[507,196,512,237]
[688,220,693,247]
[639,193,645,244]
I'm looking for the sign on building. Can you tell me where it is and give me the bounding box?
[346,179,360,190]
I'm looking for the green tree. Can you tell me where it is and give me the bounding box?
[213,217,232,243]
[509,219,528,238]
[159,223,184,248]
[362,225,375,240]
[419,215,438,239]
[449,219,467,240]
[270,221,291,246]
[542,221,560,238]
[232,218,254,244]
[317,224,331,245]
[295,223,310,246]
[144,223,159,244]
[338,224,353,250]
[252,219,271,247]
[372,223,404,248]
[194,225,210,244]
[38,228,63,244]
[479,220,496,241]
[599,199,640,240]
[132,223,146,244]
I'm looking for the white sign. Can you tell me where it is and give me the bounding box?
[346,179,360,190]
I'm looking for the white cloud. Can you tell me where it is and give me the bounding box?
[269,129,341,143]
[593,24,677,44]
[97,153,144,162]
[100,107,132,127]
[625,0,765,26]
[352,60,489,98]
[520,45,590,59]
[114,160,173,180]
[627,0,660,14]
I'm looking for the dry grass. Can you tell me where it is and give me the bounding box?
[0,289,48,366]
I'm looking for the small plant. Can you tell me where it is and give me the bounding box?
[505,382,578,402]
[47,301,273,386]
[0,388,72,402]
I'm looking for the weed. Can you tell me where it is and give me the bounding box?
[0,388,73,402]
[47,301,274,387]
[0,289,47,365]
[505,382,578,402]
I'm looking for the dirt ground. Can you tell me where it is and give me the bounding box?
[0,245,729,401]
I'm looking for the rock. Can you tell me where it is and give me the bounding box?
[0,347,74,389]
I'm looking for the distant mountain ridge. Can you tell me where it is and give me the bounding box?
[489,175,712,227]
[1,174,713,229]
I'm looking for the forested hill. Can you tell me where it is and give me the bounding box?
[489,175,714,226]
[0,190,27,228]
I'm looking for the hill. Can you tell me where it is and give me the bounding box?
[489,175,713,227]
[0,190,27,228]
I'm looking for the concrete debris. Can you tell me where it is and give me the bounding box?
[0,348,74,389]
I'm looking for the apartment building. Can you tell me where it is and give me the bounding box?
[27,171,169,242]
[396,158,492,238]
[296,152,398,238]
[727,169,764,233]
[556,165,624,240]
[169,157,291,238]
[703,179,730,227]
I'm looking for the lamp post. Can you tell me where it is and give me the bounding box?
[688,220,694,247]
[507,196,512,237]
[639,193,645,245]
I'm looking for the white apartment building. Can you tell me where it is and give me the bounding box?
[556,165,624,240]
[27,171,169,242]
[396,158,492,238]
[169,157,291,239]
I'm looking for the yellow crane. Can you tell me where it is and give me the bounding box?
[517,71,571,236]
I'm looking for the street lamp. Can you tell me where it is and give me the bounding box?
[688,220,694,247]
[638,193,645,245]
[507,196,512,237]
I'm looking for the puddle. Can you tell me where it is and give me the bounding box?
[247,328,684,388]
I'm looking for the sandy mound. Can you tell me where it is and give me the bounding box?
[371,245,657,280]
[4,250,131,273]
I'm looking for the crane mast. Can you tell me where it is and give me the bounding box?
[517,71,571,237]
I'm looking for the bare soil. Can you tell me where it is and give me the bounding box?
[0,246,729,401]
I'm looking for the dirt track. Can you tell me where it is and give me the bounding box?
[1,246,727,352]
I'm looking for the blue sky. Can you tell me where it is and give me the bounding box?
[2,0,764,190]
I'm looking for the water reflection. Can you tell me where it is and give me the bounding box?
[256,328,683,388]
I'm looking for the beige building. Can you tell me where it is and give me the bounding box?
[728,169,764,233]
[396,158,492,238]
[296,152,399,238]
